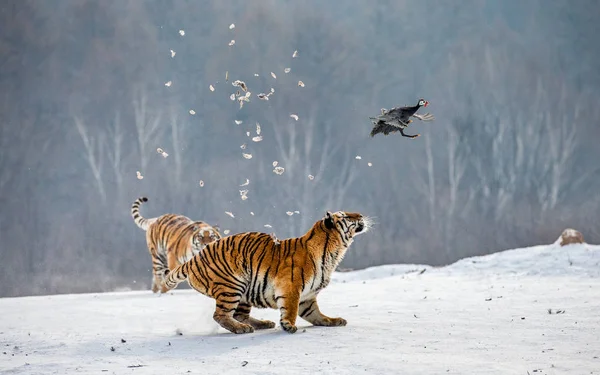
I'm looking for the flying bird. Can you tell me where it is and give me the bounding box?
[369,98,435,138]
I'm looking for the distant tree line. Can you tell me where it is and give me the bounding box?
[1,0,599,297]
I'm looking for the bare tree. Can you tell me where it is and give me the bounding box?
[168,106,186,188]
[132,86,162,173]
[74,116,106,203]
[105,111,124,195]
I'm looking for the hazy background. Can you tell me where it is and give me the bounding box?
[1,0,599,297]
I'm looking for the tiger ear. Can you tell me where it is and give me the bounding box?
[191,225,199,232]
[324,211,334,229]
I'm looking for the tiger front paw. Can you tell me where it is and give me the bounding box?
[280,320,298,334]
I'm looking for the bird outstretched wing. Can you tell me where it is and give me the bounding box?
[411,113,435,121]
[369,120,407,137]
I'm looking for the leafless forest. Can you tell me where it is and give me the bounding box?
[1,0,599,297]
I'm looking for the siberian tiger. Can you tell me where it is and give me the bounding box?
[130,197,222,293]
[162,211,371,334]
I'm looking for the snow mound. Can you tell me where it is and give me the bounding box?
[332,264,431,283]
[334,242,600,283]
[443,242,600,278]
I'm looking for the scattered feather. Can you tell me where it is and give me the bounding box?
[170,49,176,58]
[252,136,263,142]
[225,211,235,218]
[230,94,236,101]
[158,149,168,158]
[239,190,249,201]
[256,123,261,135]
[270,232,280,245]
[264,224,272,228]
[209,84,215,92]
[240,179,250,187]
[225,71,229,81]
[189,110,196,115]
[237,93,251,109]
[136,171,144,180]
[258,90,274,100]
[229,40,236,46]
[286,211,294,216]
[164,81,172,87]
[298,80,305,87]
[242,153,252,159]
[272,161,278,167]
[368,162,373,167]
[229,23,235,30]
[273,166,285,175]
[308,174,314,180]
[254,73,259,77]
[284,68,291,73]
[290,114,299,121]
[250,212,254,216]
[294,210,300,214]
[199,180,204,187]
[240,143,246,150]
[223,229,230,235]
[232,80,248,92]
[270,72,277,79]
[179,30,185,36]
[292,50,298,58]
[246,131,250,137]
[355,155,362,160]
[235,120,243,125]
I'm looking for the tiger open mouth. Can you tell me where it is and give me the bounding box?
[355,217,373,235]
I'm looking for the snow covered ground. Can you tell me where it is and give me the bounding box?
[2,241,599,375]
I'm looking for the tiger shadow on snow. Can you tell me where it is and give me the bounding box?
[72,327,314,361]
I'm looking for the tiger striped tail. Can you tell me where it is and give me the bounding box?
[131,197,151,231]
[163,261,189,291]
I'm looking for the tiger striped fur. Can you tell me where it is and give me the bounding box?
[130,197,222,293]
[162,211,371,334]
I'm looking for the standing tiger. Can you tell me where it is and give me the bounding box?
[162,211,371,334]
[130,197,222,293]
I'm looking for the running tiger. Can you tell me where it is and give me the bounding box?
[162,211,371,334]
[130,197,222,293]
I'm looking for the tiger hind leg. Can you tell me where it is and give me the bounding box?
[150,247,169,293]
[151,267,170,294]
[233,303,276,330]
[213,293,254,334]
[299,298,347,327]
[151,277,160,293]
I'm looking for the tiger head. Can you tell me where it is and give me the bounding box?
[192,225,222,249]
[322,211,371,247]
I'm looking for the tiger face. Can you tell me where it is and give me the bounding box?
[192,226,222,251]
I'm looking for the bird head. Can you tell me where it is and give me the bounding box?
[418,98,429,107]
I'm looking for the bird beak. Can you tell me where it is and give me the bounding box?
[424,101,429,107]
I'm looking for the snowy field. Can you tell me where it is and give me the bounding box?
[1,241,599,375]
